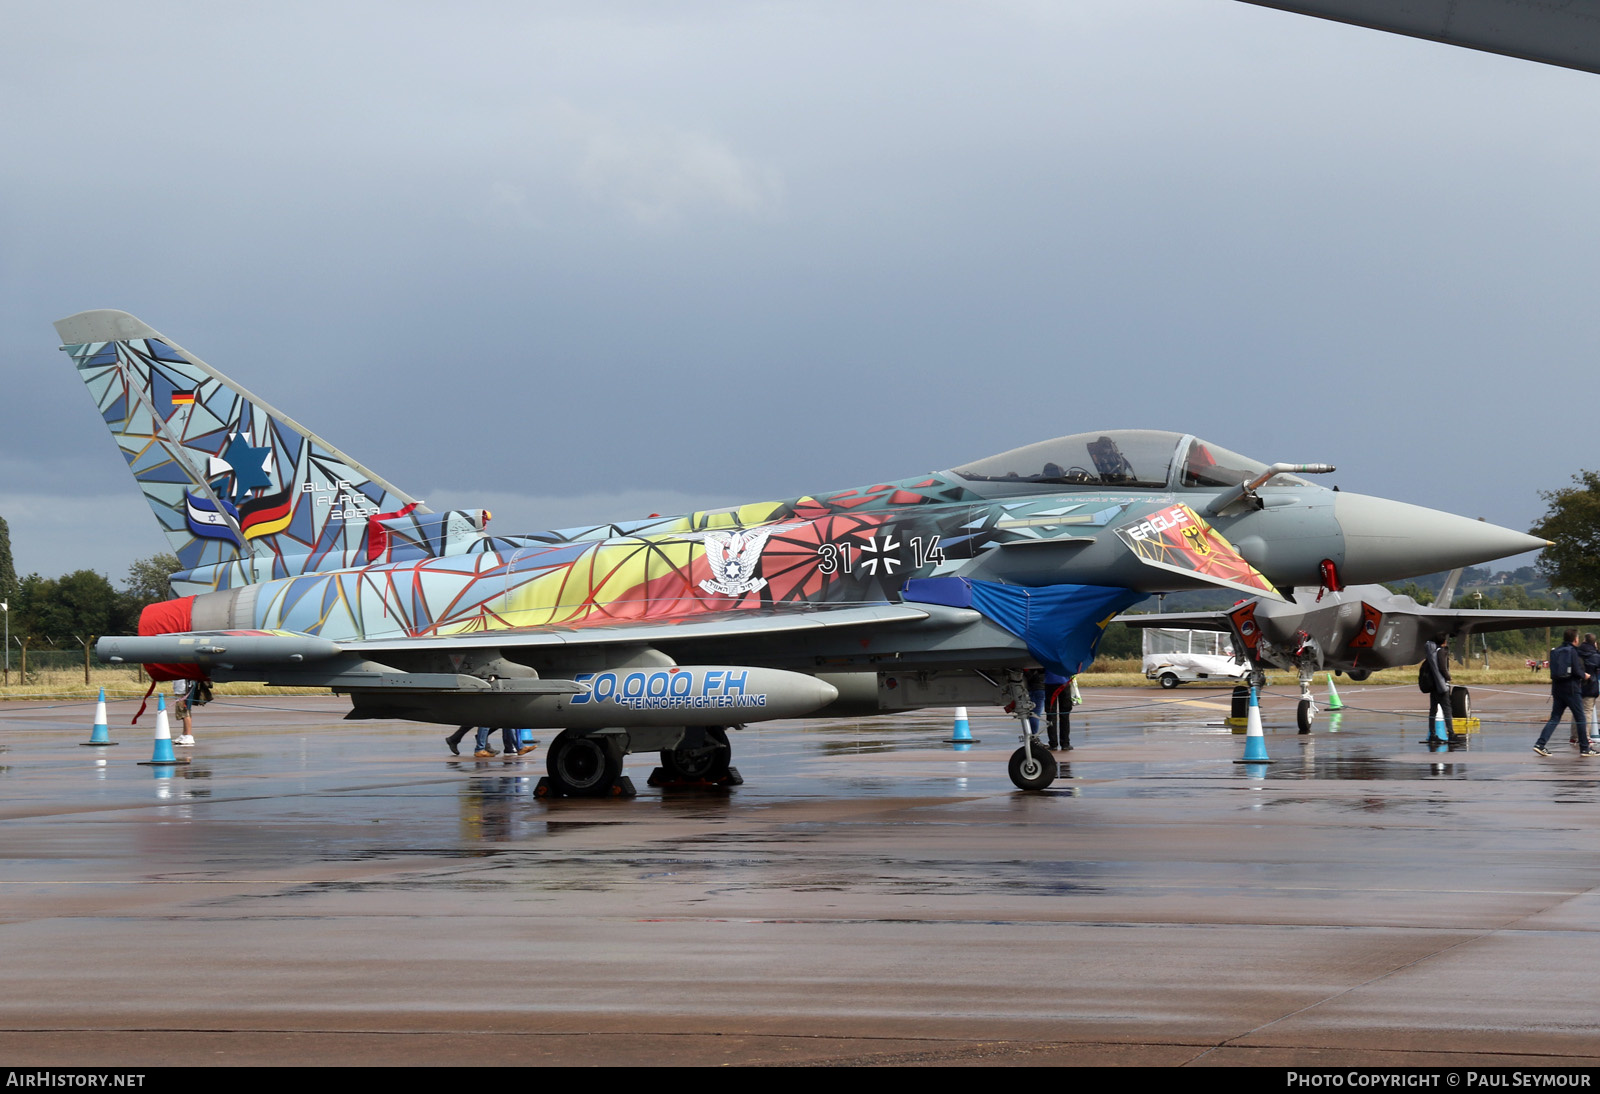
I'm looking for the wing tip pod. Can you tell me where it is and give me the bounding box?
[55,309,160,345]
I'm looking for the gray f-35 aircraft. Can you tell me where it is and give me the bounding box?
[62,310,1548,792]
[1120,580,1600,731]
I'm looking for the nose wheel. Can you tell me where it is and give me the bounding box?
[1008,746,1059,791]
[1296,666,1319,734]
[1002,671,1059,791]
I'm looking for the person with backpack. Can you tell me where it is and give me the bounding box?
[1535,628,1596,757]
[1419,639,1458,740]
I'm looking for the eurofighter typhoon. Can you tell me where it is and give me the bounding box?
[61,310,1545,792]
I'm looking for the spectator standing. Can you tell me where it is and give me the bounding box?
[1535,628,1596,757]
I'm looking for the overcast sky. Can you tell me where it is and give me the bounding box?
[3,0,1595,581]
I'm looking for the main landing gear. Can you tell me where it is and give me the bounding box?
[539,730,632,798]
[648,726,743,789]
[536,726,745,798]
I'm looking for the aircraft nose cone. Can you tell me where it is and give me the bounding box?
[1334,492,1547,584]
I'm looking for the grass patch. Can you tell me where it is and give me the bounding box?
[0,669,329,701]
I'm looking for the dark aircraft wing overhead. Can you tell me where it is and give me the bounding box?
[1238,0,1600,76]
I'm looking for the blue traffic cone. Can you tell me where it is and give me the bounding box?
[138,695,188,766]
[1430,706,1451,744]
[82,687,117,747]
[1325,673,1343,711]
[947,706,979,744]
[1235,686,1273,763]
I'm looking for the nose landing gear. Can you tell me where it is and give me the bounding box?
[1003,671,1059,791]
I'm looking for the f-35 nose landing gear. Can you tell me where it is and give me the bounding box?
[1296,665,1319,734]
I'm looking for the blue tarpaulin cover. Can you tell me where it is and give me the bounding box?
[901,577,1146,676]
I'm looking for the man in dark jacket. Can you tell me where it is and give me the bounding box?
[1575,634,1600,745]
[1422,639,1456,739]
[1535,628,1596,756]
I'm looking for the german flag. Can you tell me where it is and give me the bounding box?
[239,487,294,541]
[171,390,195,406]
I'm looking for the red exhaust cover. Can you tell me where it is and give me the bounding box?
[137,596,206,682]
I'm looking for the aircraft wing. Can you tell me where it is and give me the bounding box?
[1114,611,1236,633]
[99,602,983,683]
[1424,608,1600,637]
[347,602,956,654]
[1238,0,1600,76]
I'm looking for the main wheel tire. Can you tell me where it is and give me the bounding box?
[1450,686,1471,721]
[1297,698,1314,734]
[1347,669,1372,682]
[1159,672,1180,689]
[659,726,731,781]
[547,731,624,797]
[1008,746,1059,791]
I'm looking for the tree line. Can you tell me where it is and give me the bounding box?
[0,516,176,650]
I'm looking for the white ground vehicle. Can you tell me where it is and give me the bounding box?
[1141,627,1247,689]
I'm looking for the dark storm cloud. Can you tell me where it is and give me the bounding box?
[1,0,1593,576]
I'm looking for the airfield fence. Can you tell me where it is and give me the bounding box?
[0,647,146,689]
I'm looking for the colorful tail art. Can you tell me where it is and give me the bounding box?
[56,310,431,590]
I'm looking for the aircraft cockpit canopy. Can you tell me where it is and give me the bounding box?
[952,430,1311,491]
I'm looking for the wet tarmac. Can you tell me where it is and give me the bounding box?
[1,683,1598,1066]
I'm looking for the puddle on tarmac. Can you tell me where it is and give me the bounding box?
[815,740,911,756]
[1255,756,1475,781]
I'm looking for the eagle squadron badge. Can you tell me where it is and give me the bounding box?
[699,525,795,597]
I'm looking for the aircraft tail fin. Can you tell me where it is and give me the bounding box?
[1434,567,1464,610]
[56,310,427,584]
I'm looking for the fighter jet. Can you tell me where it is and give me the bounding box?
[1119,578,1600,731]
[59,310,1546,792]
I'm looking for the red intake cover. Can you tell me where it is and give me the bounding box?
[1228,601,1262,656]
[1347,603,1383,650]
